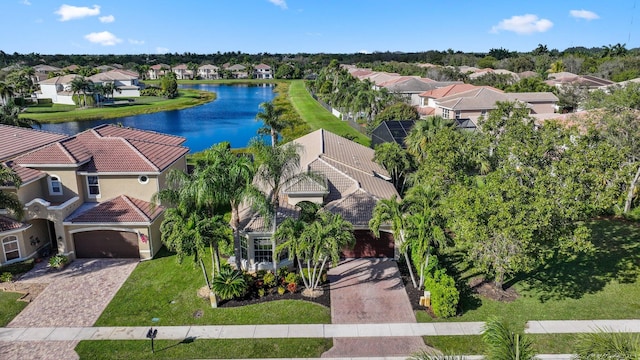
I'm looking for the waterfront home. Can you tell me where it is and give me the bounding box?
[254,63,273,79]
[198,64,220,79]
[172,64,193,80]
[148,64,171,80]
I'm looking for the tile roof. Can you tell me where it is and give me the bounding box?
[0,125,68,162]
[89,70,138,82]
[65,195,163,224]
[283,176,328,194]
[255,64,271,69]
[14,125,188,173]
[0,215,29,233]
[198,64,219,70]
[2,161,45,185]
[325,190,380,227]
[419,84,483,99]
[150,64,170,70]
[38,74,80,85]
[238,201,299,233]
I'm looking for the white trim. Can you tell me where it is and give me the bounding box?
[19,161,87,168]
[2,235,21,262]
[86,175,101,199]
[139,249,151,253]
[77,171,160,176]
[47,174,63,195]
[66,226,148,232]
[25,198,51,207]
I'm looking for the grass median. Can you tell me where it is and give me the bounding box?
[0,292,27,326]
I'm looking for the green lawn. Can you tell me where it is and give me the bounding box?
[416,219,640,353]
[288,80,370,147]
[75,338,332,360]
[95,248,330,326]
[424,334,577,355]
[21,89,215,123]
[0,292,27,326]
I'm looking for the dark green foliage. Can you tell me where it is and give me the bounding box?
[211,267,248,300]
[574,329,640,359]
[0,258,34,276]
[482,317,535,360]
[423,269,459,318]
[160,72,178,98]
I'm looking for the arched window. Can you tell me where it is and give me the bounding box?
[2,235,20,261]
[48,175,62,195]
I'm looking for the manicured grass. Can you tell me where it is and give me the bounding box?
[21,89,215,123]
[288,80,370,147]
[75,338,332,359]
[0,292,28,326]
[95,248,330,326]
[416,219,640,329]
[423,334,576,355]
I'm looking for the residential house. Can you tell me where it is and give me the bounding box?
[545,72,615,89]
[371,120,416,149]
[226,64,248,79]
[0,124,189,265]
[378,77,462,106]
[36,74,81,105]
[33,65,61,82]
[172,64,193,80]
[197,64,219,80]
[254,64,273,79]
[89,69,142,97]
[233,129,399,272]
[148,64,170,80]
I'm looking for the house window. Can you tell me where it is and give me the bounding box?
[481,110,487,117]
[455,111,461,119]
[442,109,450,118]
[240,237,248,260]
[87,176,101,198]
[48,175,63,195]
[254,238,273,263]
[2,235,20,261]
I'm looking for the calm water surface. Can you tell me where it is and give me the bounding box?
[40,84,276,152]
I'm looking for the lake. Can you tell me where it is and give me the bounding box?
[39,84,277,152]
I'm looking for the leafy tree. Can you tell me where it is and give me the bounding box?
[0,166,23,219]
[504,77,555,93]
[0,101,40,128]
[160,71,178,98]
[477,55,497,69]
[404,116,455,163]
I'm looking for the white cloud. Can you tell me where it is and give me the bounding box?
[268,0,287,9]
[128,39,144,45]
[21,0,31,5]
[491,14,553,34]
[570,9,599,20]
[55,4,100,21]
[84,31,122,46]
[99,15,115,23]
[156,47,170,54]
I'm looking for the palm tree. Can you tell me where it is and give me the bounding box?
[0,101,40,128]
[256,101,287,147]
[0,166,23,219]
[198,143,265,270]
[0,82,14,105]
[574,328,640,359]
[69,76,93,107]
[369,195,419,288]
[482,317,535,360]
[404,116,455,162]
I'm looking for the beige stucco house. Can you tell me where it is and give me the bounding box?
[0,124,188,266]
[233,129,398,272]
[37,70,141,105]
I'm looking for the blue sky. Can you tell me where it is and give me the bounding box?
[2,0,639,55]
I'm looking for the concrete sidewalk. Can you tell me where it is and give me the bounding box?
[2,319,640,342]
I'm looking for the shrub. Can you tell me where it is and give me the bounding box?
[263,271,277,288]
[0,258,34,275]
[277,267,289,279]
[0,272,13,282]
[277,286,286,295]
[423,269,459,318]
[285,272,299,285]
[258,288,265,298]
[287,282,297,293]
[48,255,69,269]
[211,268,248,300]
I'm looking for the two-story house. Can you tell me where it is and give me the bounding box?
[254,64,273,79]
[89,69,142,97]
[148,64,171,80]
[198,64,219,80]
[232,129,398,272]
[172,64,193,80]
[0,124,188,265]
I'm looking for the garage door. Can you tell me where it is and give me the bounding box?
[73,230,140,258]
[341,230,394,258]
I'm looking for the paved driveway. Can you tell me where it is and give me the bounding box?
[1,258,138,360]
[321,258,429,358]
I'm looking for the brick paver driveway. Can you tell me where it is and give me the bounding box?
[321,258,429,358]
[0,258,138,360]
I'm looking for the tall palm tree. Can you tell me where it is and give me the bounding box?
[256,101,287,147]
[198,142,265,269]
[0,82,14,105]
[404,116,455,162]
[0,166,23,219]
[69,76,93,107]
[369,195,418,288]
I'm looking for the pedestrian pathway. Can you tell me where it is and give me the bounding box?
[2,319,640,342]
